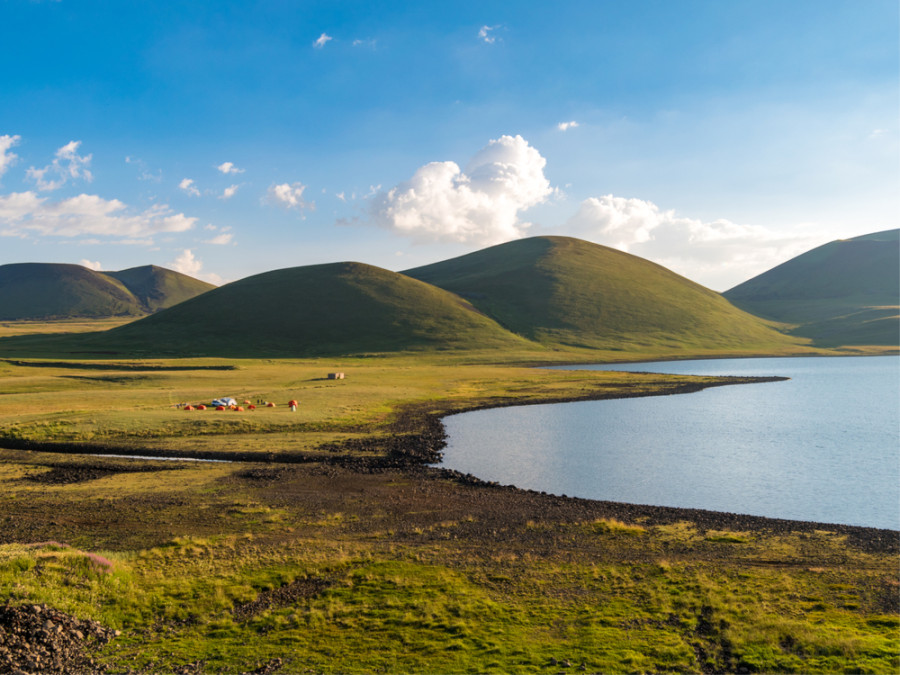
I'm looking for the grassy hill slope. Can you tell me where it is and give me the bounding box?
[72,261,537,357]
[404,236,799,352]
[104,265,216,312]
[0,263,214,320]
[724,229,899,346]
[0,263,143,320]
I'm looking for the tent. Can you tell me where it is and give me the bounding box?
[212,397,237,407]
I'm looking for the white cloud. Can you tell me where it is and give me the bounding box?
[204,232,233,245]
[313,33,333,48]
[217,161,244,175]
[0,135,20,180]
[267,182,314,212]
[0,191,197,241]
[557,121,579,131]
[352,38,376,48]
[168,249,202,277]
[335,191,346,202]
[478,25,500,44]
[221,184,239,200]
[179,178,200,197]
[80,259,102,271]
[369,134,552,245]
[167,249,222,285]
[26,140,93,191]
[564,195,817,291]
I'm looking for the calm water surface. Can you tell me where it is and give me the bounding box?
[442,356,899,529]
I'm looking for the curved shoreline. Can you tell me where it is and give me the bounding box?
[3,373,898,553]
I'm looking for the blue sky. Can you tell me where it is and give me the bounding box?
[0,0,896,290]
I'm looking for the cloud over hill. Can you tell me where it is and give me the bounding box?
[369,135,553,245]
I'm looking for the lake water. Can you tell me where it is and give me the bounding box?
[441,356,900,530]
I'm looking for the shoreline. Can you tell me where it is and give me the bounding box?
[3,373,897,550]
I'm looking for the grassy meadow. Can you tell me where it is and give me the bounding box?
[0,332,897,673]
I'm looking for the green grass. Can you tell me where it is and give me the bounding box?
[0,330,896,673]
[725,229,899,346]
[0,352,759,452]
[0,262,213,321]
[0,478,895,674]
[14,262,538,358]
[0,236,819,359]
[405,236,806,353]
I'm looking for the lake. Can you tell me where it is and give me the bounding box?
[441,356,900,530]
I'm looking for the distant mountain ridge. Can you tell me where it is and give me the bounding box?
[724,229,899,346]
[0,263,215,320]
[2,231,893,357]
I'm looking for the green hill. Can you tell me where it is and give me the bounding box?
[724,230,899,346]
[0,263,214,321]
[403,236,797,352]
[0,263,143,320]
[104,265,216,312]
[71,262,536,357]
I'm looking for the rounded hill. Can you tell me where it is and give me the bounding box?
[103,265,216,312]
[0,263,214,320]
[0,263,143,320]
[724,229,899,346]
[88,261,535,357]
[404,236,797,352]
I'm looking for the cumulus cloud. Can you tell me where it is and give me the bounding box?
[167,249,222,285]
[26,140,93,191]
[564,195,816,291]
[369,134,552,245]
[221,184,239,200]
[313,33,332,48]
[179,178,200,197]
[267,182,314,212]
[217,161,244,175]
[0,135,20,180]
[168,249,203,277]
[557,121,579,131]
[80,259,102,271]
[478,25,500,43]
[0,191,197,242]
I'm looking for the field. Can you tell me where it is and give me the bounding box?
[0,345,897,673]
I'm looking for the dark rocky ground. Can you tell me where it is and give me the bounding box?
[0,602,119,674]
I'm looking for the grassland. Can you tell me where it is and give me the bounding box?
[0,341,896,674]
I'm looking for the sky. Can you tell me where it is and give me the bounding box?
[0,0,897,291]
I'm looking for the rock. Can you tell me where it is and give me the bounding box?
[0,602,121,674]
